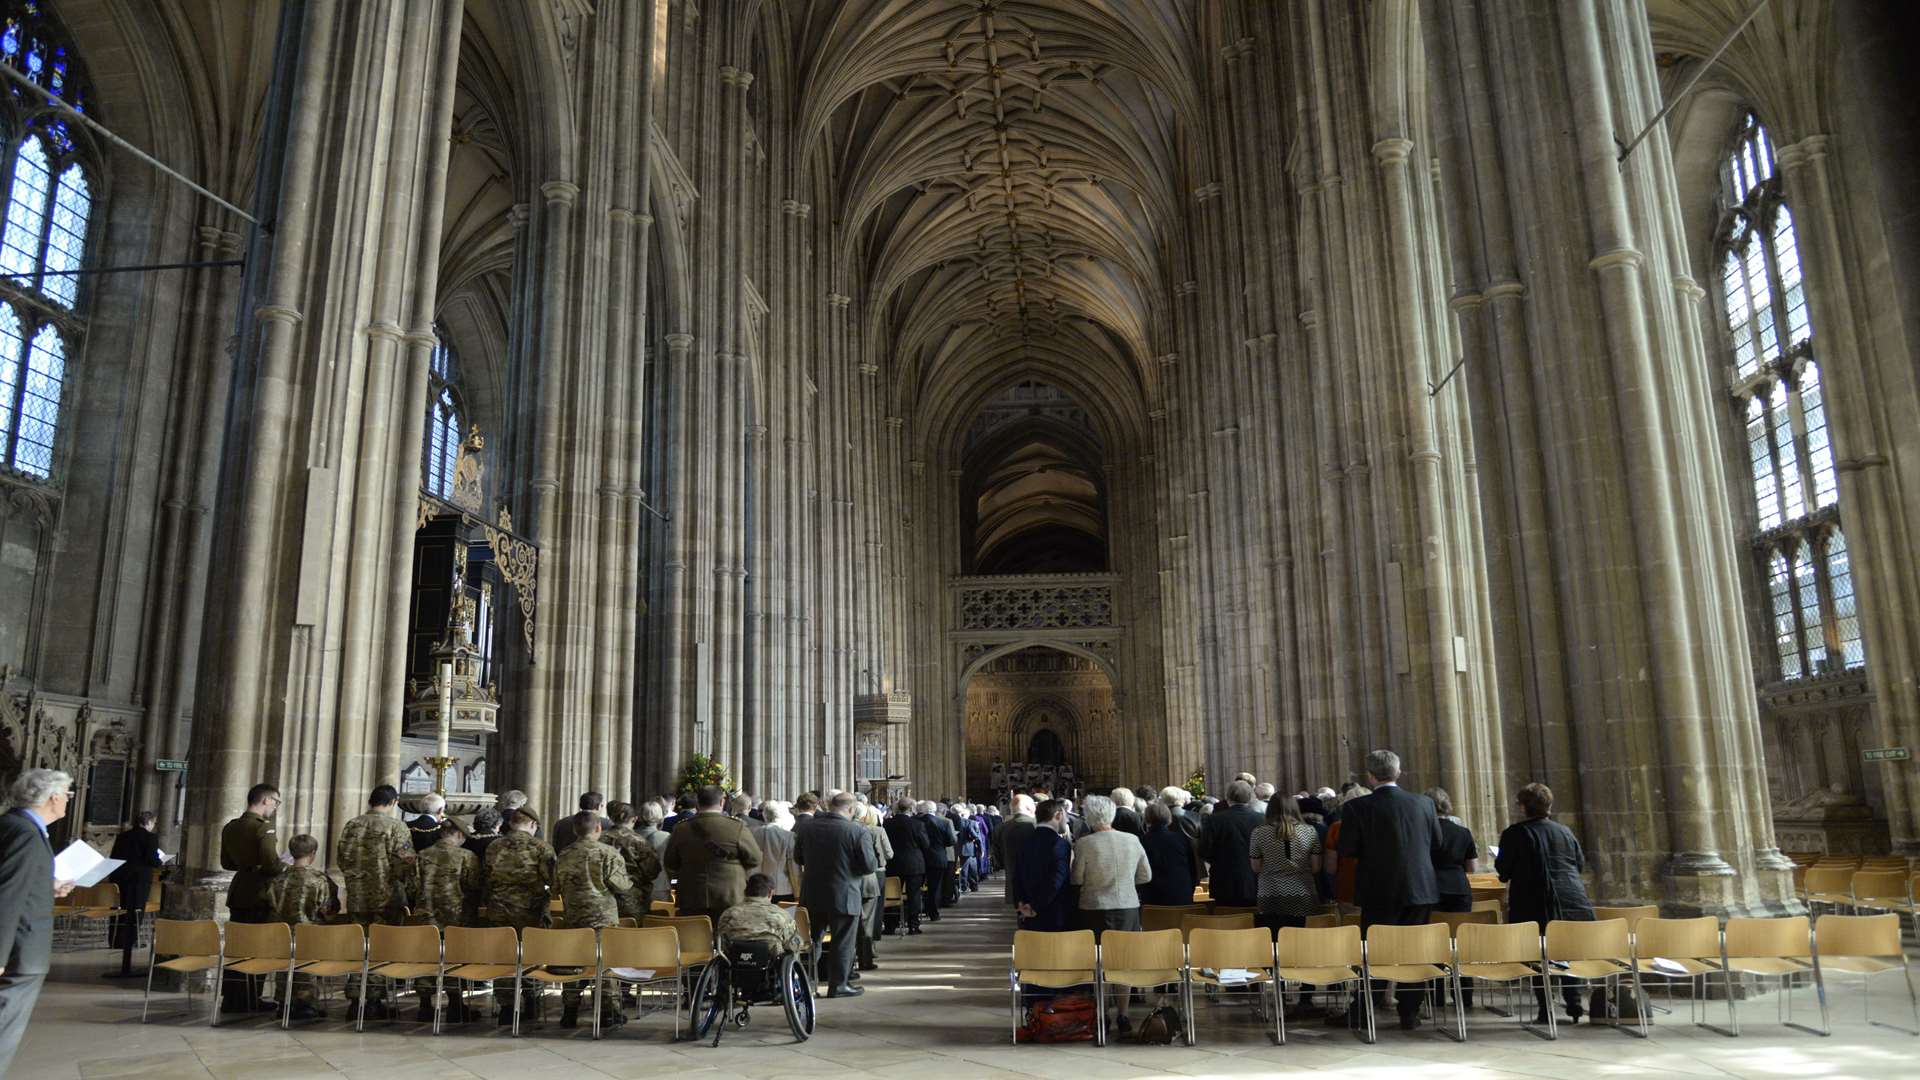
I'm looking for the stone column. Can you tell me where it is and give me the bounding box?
[1421,0,1790,910]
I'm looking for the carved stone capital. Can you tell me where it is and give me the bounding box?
[664,333,695,352]
[1371,137,1415,166]
[540,180,581,207]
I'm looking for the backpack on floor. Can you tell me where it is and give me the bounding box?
[1018,993,1097,1043]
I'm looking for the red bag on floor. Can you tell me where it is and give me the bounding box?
[1017,993,1097,1043]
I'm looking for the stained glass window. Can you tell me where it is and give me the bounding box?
[0,304,18,449]
[40,163,86,306]
[8,320,60,476]
[0,134,47,279]
[1716,111,1862,679]
[423,335,463,499]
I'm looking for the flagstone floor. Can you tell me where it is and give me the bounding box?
[15,885,1919,1079]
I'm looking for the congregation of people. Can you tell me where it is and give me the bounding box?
[0,749,1603,1069]
[1000,750,1598,1034]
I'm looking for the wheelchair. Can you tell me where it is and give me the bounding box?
[687,936,816,1044]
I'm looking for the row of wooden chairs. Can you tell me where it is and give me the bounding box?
[147,914,721,1039]
[1009,913,1918,1047]
[1799,867,1919,918]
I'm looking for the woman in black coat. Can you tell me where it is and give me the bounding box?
[106,810,164,977]
[1495,783,1594,1024]
[1137,800,1201,907]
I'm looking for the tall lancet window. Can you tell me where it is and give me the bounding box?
[422,332,464,499]
[0,3,95,480]
[1715,112,1860,679]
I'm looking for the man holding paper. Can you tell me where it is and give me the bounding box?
[0,768,77,1077]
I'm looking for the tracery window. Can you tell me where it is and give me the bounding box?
[1715,113,1859,680]
[422,333,463,499]
[0,2,93,480]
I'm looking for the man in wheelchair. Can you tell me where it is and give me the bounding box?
[697,872,816,1042]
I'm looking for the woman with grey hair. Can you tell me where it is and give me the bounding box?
[636,799,673,901]
[1070,794,1152,1032]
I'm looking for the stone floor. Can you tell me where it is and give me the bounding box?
[15,886,1920,1079]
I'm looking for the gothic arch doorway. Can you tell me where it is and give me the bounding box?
[960,645,1116,801]
[1026,727,1066,767]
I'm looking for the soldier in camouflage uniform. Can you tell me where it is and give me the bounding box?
[483,808,555,1024]
[716,872,806,957]
[601,801,661,921]
[411,816,478,1021]
[335,784,416,1016]
[264,834,338,1021]
[554,811,633,1028]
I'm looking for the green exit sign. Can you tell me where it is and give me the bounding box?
[154,758,189,772]
[1862,747,1910,762]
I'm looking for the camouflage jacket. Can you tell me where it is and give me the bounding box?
[600,824,661,918]
[484,830,555,929]
[715,897,804,956]
[413,842,478,927]
[336,811,413,917]
[555,839,632,929]
[265,865,338,926]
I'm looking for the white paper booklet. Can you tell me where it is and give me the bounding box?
[608,968,656,981]
[53,840,124,888]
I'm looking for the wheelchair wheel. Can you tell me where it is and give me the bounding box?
[780,953,816,1041]
[687,960,725,1040]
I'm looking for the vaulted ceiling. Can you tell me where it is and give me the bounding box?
[774,0,1203,454]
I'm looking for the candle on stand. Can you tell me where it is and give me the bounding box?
[436,660,454,790]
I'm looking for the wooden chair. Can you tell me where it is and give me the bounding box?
[514,927,601,1037]
[1724,915,1818,1035]
[1008,930,1098,1045]
[649,900,676,917]
[598,926,686,1039]
[883,876,905,934]
[1180,912,1254,941]
[285,923,366,1029]
[1592,905,1659,936]
[1851,871,1917,923]
[1813,913,1919,1036]
[1209,905,1256,918]
[1456,920,1551,1040]
[1275,925,1365,1044]
[643,914,715,968]
[1140,903,1205,933]
[791,906,818,987]
[1802,866,1855,912]
[361,924,442,1031]
[1430,908,1498,939]
[142,918,219,1024]
[56,883,122,949]
[1631,916,1734,1034]
[1188,927,1280,1045]
[1363,922,1460,1041]
[1095,929,1188,1046]
[439,926,519,1033]
[1543,918,1646,1038]
[211,921,291,1026]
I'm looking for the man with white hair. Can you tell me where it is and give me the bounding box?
[1336,749,1444,1030]
[1251,782,1275,816]
[747,799,799,902]
[0,769,75,1073]
[1109,787,1144,837]
[1160,785,1201,841]
[916,799,956,920]
[408,791,448,851]
[991,794,1036,908]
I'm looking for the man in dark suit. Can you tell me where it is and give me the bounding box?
[663,785,762,929]
[793,792,876,997]
[1336,749,1445,1029]
[990,794,1036,909]
[881,799,931,934]
[1197,780,1264,907]
[1111,788,1145,837]
[0,769,76,1075]
[917,801,955,922]
[549,791,615,853]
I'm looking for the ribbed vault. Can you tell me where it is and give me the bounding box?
[779,0,1197,436]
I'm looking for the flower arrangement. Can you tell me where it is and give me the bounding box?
[676,752,736,797]
[1183,767,1207,800]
